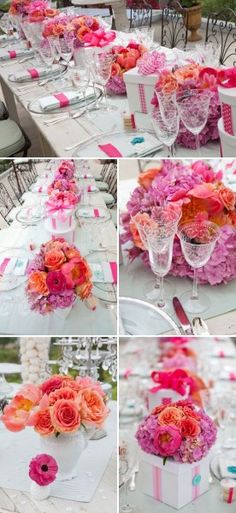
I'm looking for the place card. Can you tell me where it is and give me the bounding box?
[78,208,106,218]
[90,262,117,284]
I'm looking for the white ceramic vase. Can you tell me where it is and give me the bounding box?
[40,430,88,481]
[30,481,51,500]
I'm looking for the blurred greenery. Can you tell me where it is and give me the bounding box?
[0,338,117,400]
[0,160,11,174]
[202,0,235,16]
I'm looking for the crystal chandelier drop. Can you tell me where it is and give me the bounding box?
[46,337,117,381]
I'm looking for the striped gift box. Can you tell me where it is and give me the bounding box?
[140,450,210,510]
[124,67,159,116]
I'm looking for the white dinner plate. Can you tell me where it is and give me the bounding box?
[119,297,181,335]
[0,248,29,292]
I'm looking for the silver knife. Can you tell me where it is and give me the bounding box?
[173,297,193,335]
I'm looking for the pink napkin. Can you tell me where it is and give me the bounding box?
[94,208,100,217]
[98,144,123,157]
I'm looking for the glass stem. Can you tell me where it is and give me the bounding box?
[103,85,109,110]
[157,276,165,308]
[170,144,175,157]
[195,133,201,157]
[93,80,99,109]
[82,89,88,113]
[123,481,129,507]
[191,268,198,300]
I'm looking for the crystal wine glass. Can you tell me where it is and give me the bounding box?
[178,220,219,313]
[176,89,211,155]
[120,431,139,513]
[92,51,117,112]
[142,207,180,309]
[151,107,179,157]
[38,38,54,69]
[58,34,74,65]
[70,51,90,113]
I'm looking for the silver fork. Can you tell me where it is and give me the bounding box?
[44,107,87,126]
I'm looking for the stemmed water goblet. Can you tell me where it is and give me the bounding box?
[70,50,90,113]
[57,34,74,66]
[151,106,180,157]
[92,51,117,112]
[177,220,219,313]
[134,207,180,309]
[176,89,211,155]
[38,38,54,69]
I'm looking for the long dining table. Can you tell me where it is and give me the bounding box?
[0,161,117,335]
[0,36,220,158]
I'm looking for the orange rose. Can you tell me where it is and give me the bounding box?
[48,386,78,405]
[28,271,49,296]
[174,64,201,84]
[77,26,91,41]
[158,406,185,427]
[34,409,55,436]
[53,24,65,37]
[44,249,66,271]
[138,165,162,190]
[51,399,81,433]
[180,417,201,438]
[44,8,59,17]
[76,281,93,300]
[78,388,109,427]
[65,247,82,260]
[218,186,236,211]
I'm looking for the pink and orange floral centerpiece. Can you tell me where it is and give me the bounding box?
[26,237,95,315]
[1,375,109,480]
[136,400,217,508]
[29,453,58,500]
[106,42,147,95]
[152,64,221,149]
[121,159,236,285]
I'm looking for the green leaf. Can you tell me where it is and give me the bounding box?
[163,457,168,466]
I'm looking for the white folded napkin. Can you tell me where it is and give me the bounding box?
[78,207,106,218]
[86,185,98,193]
[10,64,62,82]
[39,90,84,112]
[0,49,33,61]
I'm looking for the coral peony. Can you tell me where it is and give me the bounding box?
[27,271,49,296]
[153,425,182,456]
[1,405,29,432]
[29,453,58,486]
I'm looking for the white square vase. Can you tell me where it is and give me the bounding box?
[140,450,210,510]
[123,66,159,130]
[218,85,236,136]
[218,117,236,157]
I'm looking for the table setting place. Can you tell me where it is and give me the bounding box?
[1,8,234,158]
[119,335,236,512]
[0,369,116,506]
[119,158,236,336]
[0,159,117,335]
